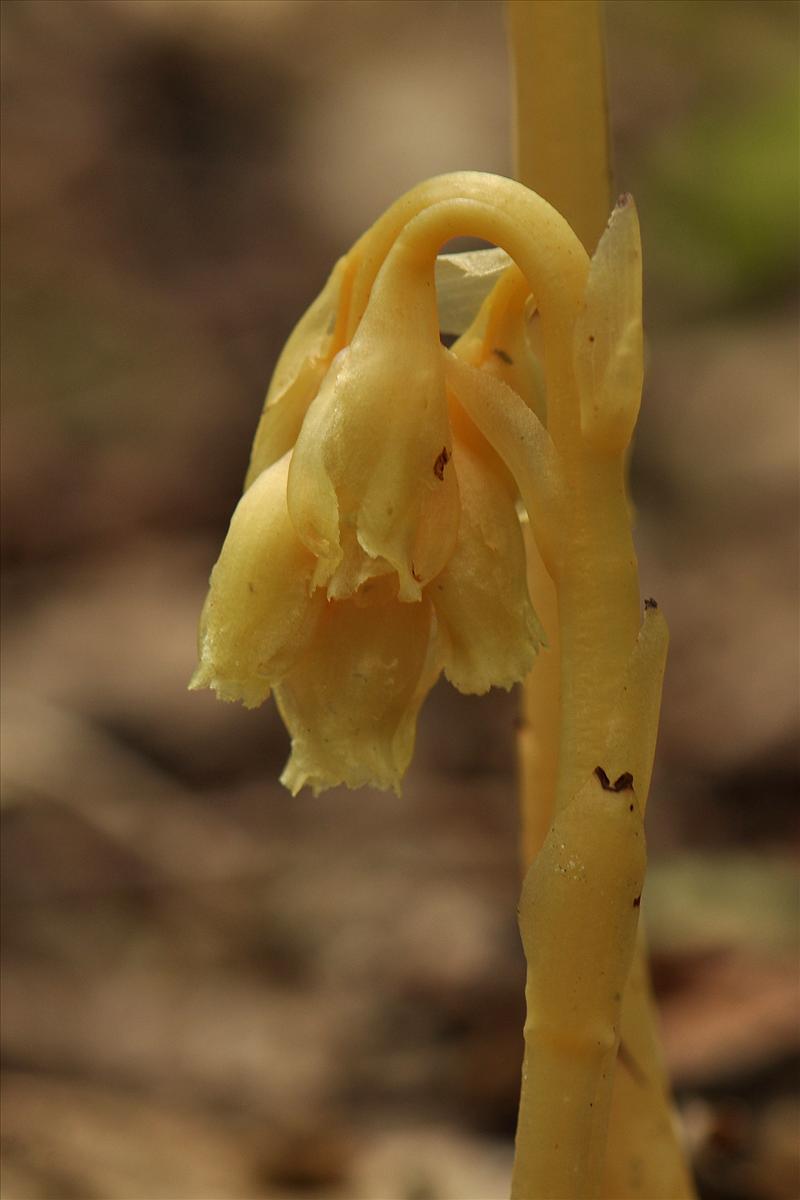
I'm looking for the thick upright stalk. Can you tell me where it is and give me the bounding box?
[507,4,695,1197]
[508,0,612,254]
[510,0,606,779]
[508,0,614,856]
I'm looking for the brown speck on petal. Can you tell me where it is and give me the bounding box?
[433,447,450,481]
[493,347,513,364]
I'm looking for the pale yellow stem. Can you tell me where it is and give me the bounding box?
[598,612,696,1199]
[508,0,614,857]
[511,608,665,1199]
[602,927,697,1200]
[508,0,612,253]
[513,764,645,1199]
[507,5,694,1199]
[508,0,626,807]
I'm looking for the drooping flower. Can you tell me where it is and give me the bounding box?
[190,181,574,795]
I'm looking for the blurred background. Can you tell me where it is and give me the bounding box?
[1,1,798,1197]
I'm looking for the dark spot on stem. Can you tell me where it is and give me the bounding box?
[588,335,595,343]
[595,767,634,793]
[493,347,513,364]
[433,447,449,481]
[633,895,641,908]
[644,597,658,610]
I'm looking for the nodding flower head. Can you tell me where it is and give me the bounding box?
[190,172,635,795]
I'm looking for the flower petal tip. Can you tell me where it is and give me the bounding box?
[442,626,541,697]
[280,753,404,798]
[189,661,270,709]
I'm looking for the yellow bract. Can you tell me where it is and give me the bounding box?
[573,196,644,456]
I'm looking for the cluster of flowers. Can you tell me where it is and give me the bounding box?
[190,173,642,796]
[190,187,559,794]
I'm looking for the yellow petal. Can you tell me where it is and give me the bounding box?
[245,256,350,488]
[190,454,324,708]
[286,248,459,602]
[432,431,543,694]
[573,195,643,456]
[274,584,437,795]
[443,351,566,574]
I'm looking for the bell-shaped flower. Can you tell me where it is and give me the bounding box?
[191,199,564,795]
[286,242,460,603]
